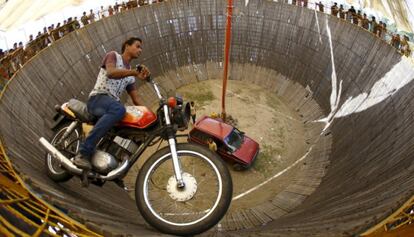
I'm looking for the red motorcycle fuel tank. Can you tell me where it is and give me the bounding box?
[119,106,157,129]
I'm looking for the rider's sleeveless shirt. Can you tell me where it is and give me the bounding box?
[89,51,135,101]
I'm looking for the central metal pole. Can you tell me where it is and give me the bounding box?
[221,0,233,121]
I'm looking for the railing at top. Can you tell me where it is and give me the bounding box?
[0,0,411,89]
[0,0,157,84]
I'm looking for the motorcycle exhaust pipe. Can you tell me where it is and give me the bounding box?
[39,137,83,175]
[39,137,128,181]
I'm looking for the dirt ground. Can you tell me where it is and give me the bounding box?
[124,79,312,211]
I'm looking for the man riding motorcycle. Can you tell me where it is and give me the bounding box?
[73,37,150,172]
[40,37,233,236]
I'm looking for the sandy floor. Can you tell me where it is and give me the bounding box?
[124,79,312,211]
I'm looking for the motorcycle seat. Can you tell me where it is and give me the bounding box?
[67,99,96,123]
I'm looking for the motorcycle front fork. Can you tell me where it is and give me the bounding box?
[162,103,185,188]
[168,137,185,188]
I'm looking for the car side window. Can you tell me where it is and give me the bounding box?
[191,129,207,143]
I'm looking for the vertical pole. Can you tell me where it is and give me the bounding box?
[221,0,233,121]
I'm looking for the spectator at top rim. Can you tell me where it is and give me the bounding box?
[89,9,96,23]
[370,16,377,33]
[73,17,81,29]
[108,5,114,16]
[99,6,106,19]
[114,2,120,12]
[339,4,345,19]
[331,2,339,17]
[316,1,324,12]
[81,11,89,26]
[391,34,401,49]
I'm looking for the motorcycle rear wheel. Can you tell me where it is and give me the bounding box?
[135,143,232,236]
[45,122,80,182]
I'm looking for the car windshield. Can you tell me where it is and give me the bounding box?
[224,128,244,152]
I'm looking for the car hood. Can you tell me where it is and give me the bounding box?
[232,136,259,164]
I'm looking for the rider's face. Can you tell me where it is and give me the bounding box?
[127,41,142,59]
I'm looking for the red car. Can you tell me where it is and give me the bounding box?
[188,116,259,169]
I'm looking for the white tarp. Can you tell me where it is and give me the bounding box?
[0,0,84,31]
[0,0,118,49]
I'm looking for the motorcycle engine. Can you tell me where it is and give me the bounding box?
[91,150,118,174]
[91,136,140,174]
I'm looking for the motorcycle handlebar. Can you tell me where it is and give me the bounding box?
[145,75,161,99]
[136,64,152,83]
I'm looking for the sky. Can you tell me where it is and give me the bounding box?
[0,0,413,50]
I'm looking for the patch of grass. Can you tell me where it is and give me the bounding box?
[239,95,252,104]
[234,88,243,94]
[266,94,282,108]
[268,118,286,148]
[253,144,284,178]
[278,127,285,140]
[180,83,216,108]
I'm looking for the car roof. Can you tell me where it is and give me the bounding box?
[194,116,234,139]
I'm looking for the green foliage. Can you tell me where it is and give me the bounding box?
[181,83,216,108]
[253,144,284,178]
[266,93,282,108]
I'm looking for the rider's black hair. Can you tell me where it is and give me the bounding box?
[122,37,142,53]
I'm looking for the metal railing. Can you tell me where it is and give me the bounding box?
[289,0,412,56]
[361,195,414,236]
[0,139,101,237]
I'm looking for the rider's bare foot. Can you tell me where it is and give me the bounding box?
[80,170,89,187]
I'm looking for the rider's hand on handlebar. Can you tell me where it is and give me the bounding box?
[135,64,151,81]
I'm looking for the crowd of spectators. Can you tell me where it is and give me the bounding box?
[295,1,412,57]
[0,0,163,87]
[0,0,412,90]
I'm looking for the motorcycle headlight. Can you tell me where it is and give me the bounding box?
[172,102,191,131]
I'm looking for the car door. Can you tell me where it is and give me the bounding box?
[214,137,234,160]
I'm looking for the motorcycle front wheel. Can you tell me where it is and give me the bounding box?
[135,143,232,236]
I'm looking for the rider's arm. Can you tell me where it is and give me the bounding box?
[102,51,149,80]
[106,63,150,80]
[127,84,141,106]
[106,62,139,79]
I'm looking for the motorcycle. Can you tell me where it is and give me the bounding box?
[39,76,233,236]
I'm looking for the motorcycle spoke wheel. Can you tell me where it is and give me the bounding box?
[143,150,222,226]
